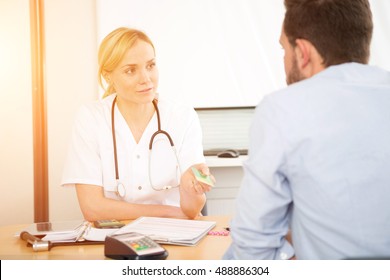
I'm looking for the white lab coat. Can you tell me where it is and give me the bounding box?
[61,94,205,206]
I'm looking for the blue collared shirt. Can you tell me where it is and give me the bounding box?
[224,63,390,260]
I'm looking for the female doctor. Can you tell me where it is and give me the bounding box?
[61,27,213,221]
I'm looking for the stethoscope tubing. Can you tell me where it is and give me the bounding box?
[111,96,181,197]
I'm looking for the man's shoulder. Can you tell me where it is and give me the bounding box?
[262,78,317,106]
[263,63,383,103]
[256,68,341,119]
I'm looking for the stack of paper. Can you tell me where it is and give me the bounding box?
[111,217,216,246]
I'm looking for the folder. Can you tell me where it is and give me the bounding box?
[17,220,117,243]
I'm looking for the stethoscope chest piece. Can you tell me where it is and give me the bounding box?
[116,182,126,198]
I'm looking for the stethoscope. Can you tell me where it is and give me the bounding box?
[111,96,182,198]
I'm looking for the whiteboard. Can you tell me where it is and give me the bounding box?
[96,0,286,108]
[96,0,390,108]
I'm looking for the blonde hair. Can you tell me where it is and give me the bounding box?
[98,27,155,98]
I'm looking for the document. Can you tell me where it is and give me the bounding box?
[111,217,216,246]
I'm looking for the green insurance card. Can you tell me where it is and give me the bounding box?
[191,167,214,186]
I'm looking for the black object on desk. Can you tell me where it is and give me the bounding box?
[216,149,240,158]
[105,232,168,260]
[94,219,125,229]
[204,148,247,157]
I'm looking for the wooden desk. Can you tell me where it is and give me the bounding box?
[0,216,231,260]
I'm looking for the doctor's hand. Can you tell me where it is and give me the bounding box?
[180,163,215,196]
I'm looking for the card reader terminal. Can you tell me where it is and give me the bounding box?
[104,232,168,260]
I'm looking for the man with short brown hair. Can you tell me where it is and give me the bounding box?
[224,0,390,260]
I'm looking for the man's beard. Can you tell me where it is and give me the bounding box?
[286,55,305,85]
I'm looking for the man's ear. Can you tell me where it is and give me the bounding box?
[295,39,311,69]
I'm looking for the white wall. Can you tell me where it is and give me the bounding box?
[45,0,98,222]
[96,0,286,108]
[0,0,34,226]
[0,0,98,226]
[370,1,390,70]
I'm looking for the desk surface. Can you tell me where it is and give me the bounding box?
[0,216,231,260]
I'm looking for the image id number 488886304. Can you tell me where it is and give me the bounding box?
[214,266,269,276]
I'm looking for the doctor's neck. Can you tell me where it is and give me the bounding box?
[116,96,155,123]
